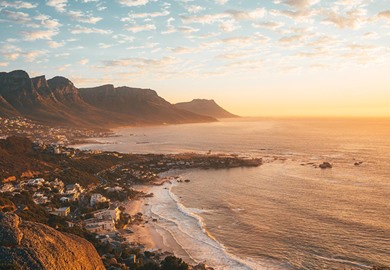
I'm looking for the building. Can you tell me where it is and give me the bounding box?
[51,206,70,217]
[90,193,109,206]
[84,216,116,233]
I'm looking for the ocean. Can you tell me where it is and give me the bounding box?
[77,118,390,269]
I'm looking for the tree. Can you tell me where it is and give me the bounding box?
[160,256,188,270]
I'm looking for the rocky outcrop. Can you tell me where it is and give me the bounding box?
[0,213,105,270]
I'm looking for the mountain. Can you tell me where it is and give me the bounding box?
[79,84,213,125]
[0,213,105,270]
[0,70,215,128]
[175,99,239,119]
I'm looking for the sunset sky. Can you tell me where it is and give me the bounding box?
[0,0,389,116]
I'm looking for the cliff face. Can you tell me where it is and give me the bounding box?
[0,213,105,270]
[175,99,239,118]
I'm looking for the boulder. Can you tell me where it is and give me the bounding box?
[0,213,105,270]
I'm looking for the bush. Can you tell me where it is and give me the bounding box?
[160,256,188,270]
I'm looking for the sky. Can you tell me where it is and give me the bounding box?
[0,0,390,117]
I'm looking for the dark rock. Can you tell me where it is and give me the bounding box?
[319,162,332,169]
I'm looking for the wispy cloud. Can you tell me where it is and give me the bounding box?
[0,0,38,9]
[46,0,68,12]
[68,10,102,24]
[125,24,156,33]
[117,0,148,7]
[70,25,112,34]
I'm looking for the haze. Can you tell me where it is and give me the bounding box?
[1,0,389,117]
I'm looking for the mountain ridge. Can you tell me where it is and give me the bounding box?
[0,70,216,128]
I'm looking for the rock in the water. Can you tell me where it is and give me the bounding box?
[0,213,104,270]
[319,162,332,169]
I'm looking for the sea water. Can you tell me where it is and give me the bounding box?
[78,118,390,269]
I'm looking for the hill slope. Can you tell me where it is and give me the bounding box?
[175,99,239,118]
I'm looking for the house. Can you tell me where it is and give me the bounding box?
[90,193,109,206]
[27,178,45,187]
[90,205,121,222]
[51,206,70,217]
[84,216,116,233]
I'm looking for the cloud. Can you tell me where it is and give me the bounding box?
[0,1,38,9]
[279,34,303,43]
[121,10,169,22]
[103,56,175,69]
[70,26,112,34]
[178,26,199,33]
[68,10,102,24]
[46,0,67,12]
[225,8,266,21]
[282,0,319,9]
[23,29,59,40]
[170,47,198,54]
[125,24,156,33]
[79,58,89,65]
[23,50,46,62]
[219,20,240,32]
[377,10,390,20]
[99,43,114,48]
[47,40,65,48]
[0,62,9,67]
[182,8,266,25]
[252,21,284,29]
[34,14,61,29]
[117,0,148,7]
[215,0,228,5]
[323,8,367,29]
[186,5,205,14]
[1,10,31,23]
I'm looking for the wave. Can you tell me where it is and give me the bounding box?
[144,182,284,270]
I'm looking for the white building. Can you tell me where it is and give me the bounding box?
[90,193,109,206]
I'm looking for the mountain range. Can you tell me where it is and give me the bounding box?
[0,70,237,128]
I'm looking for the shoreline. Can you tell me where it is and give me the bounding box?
[122,176,255,270]
[119,185,173,253]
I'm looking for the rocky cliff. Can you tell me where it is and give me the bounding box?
[0,213,105,270]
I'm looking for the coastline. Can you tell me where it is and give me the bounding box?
[124,175,258,270]
[120,185,172,253]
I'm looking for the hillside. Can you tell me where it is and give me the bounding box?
[0,70,215,128]
[175,99,239,118]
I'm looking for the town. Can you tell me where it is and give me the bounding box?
[0,116,114,145]
[0,136,262,270]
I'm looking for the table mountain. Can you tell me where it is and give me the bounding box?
[175,99,239,118]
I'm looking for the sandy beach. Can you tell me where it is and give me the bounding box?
[119,185,173,253]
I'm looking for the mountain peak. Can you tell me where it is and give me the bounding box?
[48,76,74,88]
[8,70,30,79]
